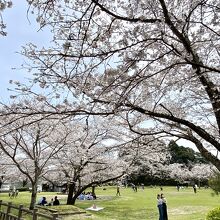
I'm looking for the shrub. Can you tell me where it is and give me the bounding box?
[206,207,220,220]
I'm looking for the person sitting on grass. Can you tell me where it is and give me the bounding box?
[85,192,94,200]
[39,197,47,206]
[78,192,85,200]
[53,196,60,206]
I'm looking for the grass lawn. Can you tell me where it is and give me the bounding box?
[75,186,220,220]
[0,186,220,220]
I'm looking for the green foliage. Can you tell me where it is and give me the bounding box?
[195,152,208,164]
[206,207,220,220]
[168,140,207,165]
[168,140,194,164]
[209,172,220,194]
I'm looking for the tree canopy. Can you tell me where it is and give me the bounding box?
[4,0,218,169]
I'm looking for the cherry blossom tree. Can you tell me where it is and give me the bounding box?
[43,117,129,205]
[127,138,214,184]
[3,0,220,171]
[0,118,70,209]
[165,163,213,184]
[190,163,214,184]
[119,136,170,179]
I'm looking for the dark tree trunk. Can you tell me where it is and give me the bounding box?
[67,173,125,205]
[71,191,81,205]
[92,185,96,198]
[67,182,75,205]
[29,183,38,210]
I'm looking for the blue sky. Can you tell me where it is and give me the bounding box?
[0,1,51,102]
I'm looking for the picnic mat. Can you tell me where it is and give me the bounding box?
[86,206,104,211]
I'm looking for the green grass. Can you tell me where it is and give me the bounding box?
[0,186,220,220]
[75,186,220,220]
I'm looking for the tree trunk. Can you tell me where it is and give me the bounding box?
[67,173,125,205]
[92,185,96,198]
[70,185,97,205]
[71,186,87,205]
[29,183,37,210]
[78,178,81,190]
[71,192,80,205]
[66,182,75,205]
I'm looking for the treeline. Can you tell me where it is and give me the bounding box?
[129,140,210,186]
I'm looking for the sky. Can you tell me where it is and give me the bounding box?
[0,1,51,103]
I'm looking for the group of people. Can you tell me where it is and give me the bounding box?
[78,191,96,200]
[8,189,19,198]
[38,196,60,206]
[157,193,168,220]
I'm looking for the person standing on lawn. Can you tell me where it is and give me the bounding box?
[116,185,121,196]
[157,194,163,220]
[161,193,168,220]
